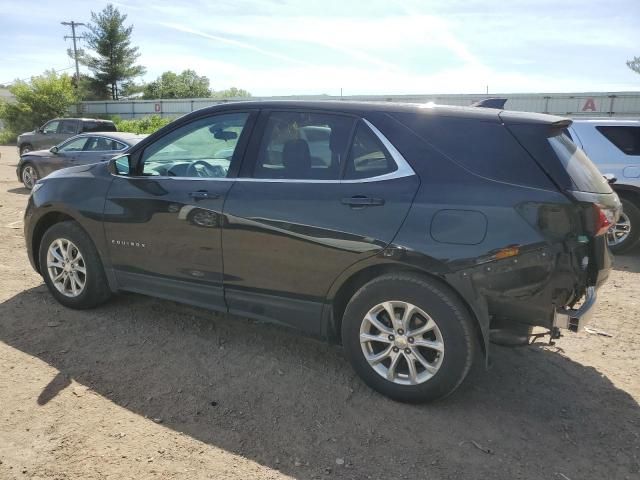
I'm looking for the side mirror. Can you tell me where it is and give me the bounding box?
[50,146,59,154]
[109,155,131,175]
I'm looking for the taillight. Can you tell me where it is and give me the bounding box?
[593,204,615,236]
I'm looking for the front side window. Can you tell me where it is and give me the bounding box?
[58,137,89,152]
[253,111,355,180]
[42,121,59,134]
[141,112,249,178]
[344,123,397,180]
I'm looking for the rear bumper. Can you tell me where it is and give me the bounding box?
[553,286,596,332]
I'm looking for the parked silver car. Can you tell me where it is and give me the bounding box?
[567,119,640,253]
[17,132,147,189]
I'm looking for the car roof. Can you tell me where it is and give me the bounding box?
[196,100,568,125]
[71,132,147,145]
[51,117,115,123]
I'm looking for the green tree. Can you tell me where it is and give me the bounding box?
[627,57,640,75]
[81,4,146,100]
[212,87,252,99]
[143,70,211,99]
[0,70,77,135]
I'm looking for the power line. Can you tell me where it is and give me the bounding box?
[61,20,86,86]
[0,66,75,86]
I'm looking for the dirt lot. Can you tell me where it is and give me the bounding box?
[0,145,638,480]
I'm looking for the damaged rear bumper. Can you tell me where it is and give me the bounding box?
[553,286,596,333]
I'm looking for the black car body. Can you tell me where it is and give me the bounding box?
[17,132,147,189]
[23,101,620,402]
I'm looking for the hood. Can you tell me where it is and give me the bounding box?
[21,148,53,159]
[45,162,104,180]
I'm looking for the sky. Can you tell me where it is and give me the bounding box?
[0,0,639,96]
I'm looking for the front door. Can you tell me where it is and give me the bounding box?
[102,111,255,311]
[222,110,420,334]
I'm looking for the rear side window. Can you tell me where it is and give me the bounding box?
[83,121,117,133]
[59,120,78,134]
[548,133,610,193]
[596,126,640,155]
[344,123,396,180]
[84,137,127,151]
[253,111,355,180]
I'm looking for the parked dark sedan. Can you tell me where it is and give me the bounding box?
[17,132,147,189]
[23,101,620,402]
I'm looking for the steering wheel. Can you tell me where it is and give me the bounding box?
[186,160,218,178]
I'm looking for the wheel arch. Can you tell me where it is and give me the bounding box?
[31,211,80,274]
[613,184,640,206]
[326,261,487,358]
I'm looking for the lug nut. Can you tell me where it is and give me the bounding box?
[388,334,395,341]
[404,348,411,354]
[408,337,414,344]
[397,329,404,335]
[392,346,399,353]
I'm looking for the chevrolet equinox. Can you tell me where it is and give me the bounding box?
[24,101,620,402]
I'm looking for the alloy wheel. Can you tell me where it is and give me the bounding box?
[359,301,444,385]
[21,165,37,189]
[46,238,87,297]
[607,211,631,247]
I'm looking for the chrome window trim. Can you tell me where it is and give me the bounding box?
[113,118,416,183]
[59,134,130,153]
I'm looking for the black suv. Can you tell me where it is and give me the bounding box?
[24,101,620,402]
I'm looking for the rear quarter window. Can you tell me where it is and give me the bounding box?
[83,121,117,133]
[596,126,640,155]
[391,113,552,188]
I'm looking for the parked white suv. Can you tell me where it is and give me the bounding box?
[568,119,640,253]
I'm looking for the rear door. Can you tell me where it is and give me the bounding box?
[221,110,420,335]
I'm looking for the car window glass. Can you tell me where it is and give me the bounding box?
[59,120,77,134]
[344,123,397,180]
[43,121,59,134]
[253,111,354,180]
[596,126,640,156]
[141,112,249,178]
[59,137,89,152]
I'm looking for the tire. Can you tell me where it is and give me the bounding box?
[20,163,38,190]
[39,221,112,309]
[341,273,477,403]
[608,198,640,254]
[20,144,33,156]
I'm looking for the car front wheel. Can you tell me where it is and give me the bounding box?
[21,164,38,190]
[342,273,477,403]
[39,221,112,309]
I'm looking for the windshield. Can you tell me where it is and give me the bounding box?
[548,133,612,194]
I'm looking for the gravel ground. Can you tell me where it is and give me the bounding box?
[0,145,638,480]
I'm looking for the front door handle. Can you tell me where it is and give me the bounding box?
[341,195,385,207]
[189,190,220,200]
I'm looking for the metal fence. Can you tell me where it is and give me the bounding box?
[74,91,640,119]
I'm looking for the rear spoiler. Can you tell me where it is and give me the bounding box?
[471,98,508,109]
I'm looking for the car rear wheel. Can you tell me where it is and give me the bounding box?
[20,144,33,155]
[21,164,38,190]
[39,221,112,309]
[341,273,477,403]
[608,198,640,254]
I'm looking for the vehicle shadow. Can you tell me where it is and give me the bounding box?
[614,251,640,273]
[7,187,30,195]
[0,287,638,480]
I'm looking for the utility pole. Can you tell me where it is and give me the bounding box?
[61,21,86,88]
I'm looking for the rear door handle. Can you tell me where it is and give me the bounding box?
[189,190,220,200]
[341,195,385,207]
